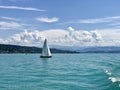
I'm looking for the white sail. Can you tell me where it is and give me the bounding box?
[41,39,52,58]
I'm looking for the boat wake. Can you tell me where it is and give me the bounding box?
[104,69,120,87]
[109,77,120,83]
[105,69,112,76]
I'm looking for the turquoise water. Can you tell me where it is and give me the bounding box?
[0,54,120,90]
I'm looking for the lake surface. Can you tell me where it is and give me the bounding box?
[0,54,120,90]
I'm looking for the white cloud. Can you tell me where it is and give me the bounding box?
[68,27,74,31]
[8,0,30,2]
[55,28,103,46]
[0,21,21,30]
[36,17,59,23]
[1,16,19,21]
[78,16,120,24]
[0,28,103,47]
[0,38,5,43]
[60,16,120,24]
[4,30,45,46]
[0,5,45,11]
[0,27,120,47]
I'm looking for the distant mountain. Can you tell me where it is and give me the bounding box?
[78,46,120,53]
[0,44,78,53]
[51,45,120,53]
[0,44,120,53]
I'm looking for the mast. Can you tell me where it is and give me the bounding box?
[40,39,52,58]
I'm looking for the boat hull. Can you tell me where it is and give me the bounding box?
[40,56,52,58]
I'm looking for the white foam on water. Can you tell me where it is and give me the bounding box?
[109,77,120,83]
[104,69,112,76]
[105,69,120,87]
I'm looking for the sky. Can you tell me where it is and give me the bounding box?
[0,0,120,47]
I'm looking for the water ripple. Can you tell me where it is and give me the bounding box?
[0,54,120,90]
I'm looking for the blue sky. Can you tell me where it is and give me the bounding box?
[0,0,120,47]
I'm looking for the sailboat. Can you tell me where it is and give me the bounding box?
[40,39,52,58]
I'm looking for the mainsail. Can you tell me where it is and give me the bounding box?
[40,39,52,58]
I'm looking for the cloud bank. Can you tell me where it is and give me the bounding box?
[0,27,120,47]
[53,27,103,46]
[0,30,45,46]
